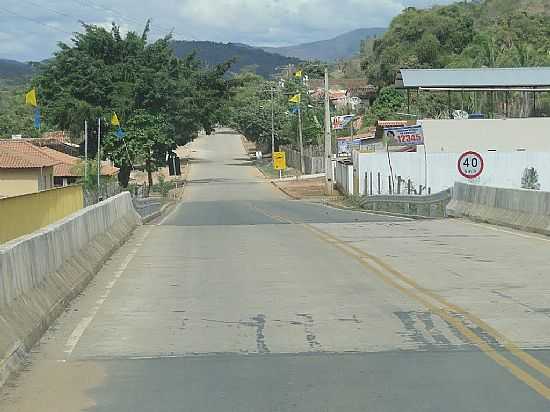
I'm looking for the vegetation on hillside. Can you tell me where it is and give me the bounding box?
[358,0,550,122]
[363,1,550,87]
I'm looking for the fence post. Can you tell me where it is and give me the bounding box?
[388,176,393,195]
[364,172,368,196]
[407,179,411,195]
[397,176,402,195]
[369,172,373,196]
[377,172,381,195]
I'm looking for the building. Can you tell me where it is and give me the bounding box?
[0,141,57,197]
[0,140,119,196]
[37,146,119,187]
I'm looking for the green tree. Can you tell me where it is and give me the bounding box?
[103,110,175,187]
[32,22,233,187]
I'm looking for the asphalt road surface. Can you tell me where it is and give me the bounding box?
[1,130,549,411]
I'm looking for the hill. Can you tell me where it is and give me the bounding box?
[170,41,301,78]
[365,0,550,86]
[262,28,386,61]
[0,59,34,80]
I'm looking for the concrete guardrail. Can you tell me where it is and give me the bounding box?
[359,189,452,218]
[0,192,141,388]
[447,182,550,235]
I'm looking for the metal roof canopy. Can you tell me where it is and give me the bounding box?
[396,68,550,89]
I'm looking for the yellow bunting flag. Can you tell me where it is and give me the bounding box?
[25,88,37,107]
[111,112,120,126]
[289,93,301,104]
[294,69,303,78]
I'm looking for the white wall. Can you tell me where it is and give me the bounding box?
[335,161,353,195]
[421,118,550,153]
[355,150,550,195]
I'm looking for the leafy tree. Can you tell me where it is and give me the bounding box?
[32,22,233,187]
[364,86,405,125]
[102,111,175,187]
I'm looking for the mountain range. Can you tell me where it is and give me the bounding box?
[261,28,386,61]
[1,27,384,80]
[170,41,301,78]
[0,59,34,80]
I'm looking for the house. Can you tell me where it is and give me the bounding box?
[0,140,119,196]
[0,141,57,197]
[38,146,119,187]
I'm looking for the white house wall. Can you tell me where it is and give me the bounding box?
[355,151,550,195]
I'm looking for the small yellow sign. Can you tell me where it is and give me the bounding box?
[273,151,286,170]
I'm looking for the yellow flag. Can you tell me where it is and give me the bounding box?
[25,88,37,107]
[289,93,301,104]
[295,70,303,78]
[111,112,120,126]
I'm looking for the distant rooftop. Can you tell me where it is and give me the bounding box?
[396,67,550,89]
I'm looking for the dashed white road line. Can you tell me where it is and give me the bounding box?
[63,228,152,359]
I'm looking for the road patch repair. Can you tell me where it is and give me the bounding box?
[0,192,141,388]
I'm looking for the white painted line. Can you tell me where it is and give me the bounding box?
[461,221,550,243]
[63,228,152,359]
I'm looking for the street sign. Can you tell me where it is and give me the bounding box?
[458,151,484,179]
[273,151,286,170]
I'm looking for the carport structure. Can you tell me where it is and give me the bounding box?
[395,67,550,119]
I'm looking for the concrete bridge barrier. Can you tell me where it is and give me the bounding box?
[447,182,550,235]
[0,192,141,387]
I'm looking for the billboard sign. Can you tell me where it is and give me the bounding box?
[384,125,424,146]
[331,115,354,130]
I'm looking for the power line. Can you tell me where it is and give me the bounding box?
[0,5,74,36]
[68,0,199,41]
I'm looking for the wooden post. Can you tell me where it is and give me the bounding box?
[388,176,393,195]
[407,179,411,195]
[377,172,381,195]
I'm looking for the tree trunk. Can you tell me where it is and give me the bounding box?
[118,163,131,188]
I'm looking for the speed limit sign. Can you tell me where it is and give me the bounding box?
[458,151,484,179]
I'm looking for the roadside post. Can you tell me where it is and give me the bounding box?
[273,151,286,179]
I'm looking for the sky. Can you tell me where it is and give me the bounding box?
[0,0,457,62]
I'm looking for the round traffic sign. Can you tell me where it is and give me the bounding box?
[458,151,484,179]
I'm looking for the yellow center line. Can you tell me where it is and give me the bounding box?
[247,201,550,398]
[301,223,550,399]
[310,225,550,380]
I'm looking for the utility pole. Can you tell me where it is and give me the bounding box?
[297,104,305,174]
[271,88,275,159]
[324,67,333,194]
[84,120,88,184]
[97,117,101,197]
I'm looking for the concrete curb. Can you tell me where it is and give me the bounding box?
[141,201,174,224]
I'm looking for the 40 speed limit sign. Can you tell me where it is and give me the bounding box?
[458,151,484,179]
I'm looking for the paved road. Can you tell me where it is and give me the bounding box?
[1,130,549,411]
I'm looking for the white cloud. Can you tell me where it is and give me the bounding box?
[0,0,458,61]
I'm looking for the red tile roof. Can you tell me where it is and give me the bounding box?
[37,146,119,177]
[0,140,58,169]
